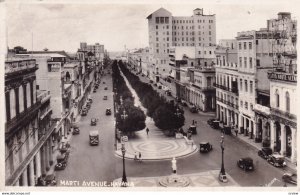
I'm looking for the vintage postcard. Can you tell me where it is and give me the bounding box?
[1,0,299,193]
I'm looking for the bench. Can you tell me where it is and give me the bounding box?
[183,136,193,145]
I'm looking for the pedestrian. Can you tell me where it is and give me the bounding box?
[235,129,238,137]
[146,128,150,135]
[134,152,138,161]
[139,152,142,162]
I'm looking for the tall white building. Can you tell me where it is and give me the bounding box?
[147,8,216,82]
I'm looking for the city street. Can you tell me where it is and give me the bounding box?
[55,66,294,187]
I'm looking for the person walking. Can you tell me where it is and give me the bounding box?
[235,129,238,137]
[139,152,142,162]
[146,128,150,136]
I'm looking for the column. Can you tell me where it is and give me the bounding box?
[280,124,286,155]
[238,114,243,133]
[270,121,275,151]
[235,113,238,127]
[253,120,256,139]
[29,160,35,186]
[243,117,247,135]
[35,151,42,179]
[216,105,219,119]
[21,167,28,186]
[226,109,230,126]
[291,127,297,163]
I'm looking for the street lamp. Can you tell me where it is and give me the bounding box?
[219,133,228,182]
[121,142,127,186]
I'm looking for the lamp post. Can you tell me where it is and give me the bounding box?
[121,142,127,186]
[219,133,227,182]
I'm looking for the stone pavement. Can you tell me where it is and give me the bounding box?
[113,170,239,187]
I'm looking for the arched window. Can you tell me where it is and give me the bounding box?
[286,91,290,112]
[275,89,280,108]
[10,89,16,119]
[65,71,71,82]
[26,83,31,108]
[19,85,24,113]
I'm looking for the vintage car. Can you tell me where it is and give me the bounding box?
[199,142,213,153]
[189,105,198,113]
[55,152,69,171]
[267,153,287,167]
[93,88,97,93]
[222,125,232,135]
[237,157,254,171]
[181,100,188,106]
[165,90,171,96]
[282,173,297,185]
[258,147,273,159]
[104,87,108,90]
[103,95,108,100]
[210,120,220,129]
[91,118,97,126]
[81,109,87,116]
[149,80,154,83]
[89,130,99,146]
[106,108,112,115]
[44,174,57,186]
[87,97,93,103]
[72,126,80,135]
[188,125,197,135]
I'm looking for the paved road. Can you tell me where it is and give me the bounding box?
[55,65,294,187]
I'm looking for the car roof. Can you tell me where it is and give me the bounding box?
[200,142,209,144]
[241,157,253,161]
[89,130,99,136]
[271,154,284,158]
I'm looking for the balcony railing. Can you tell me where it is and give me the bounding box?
[5,60,38,74]
[216,97,239,109]
[37,91,51,103]
[213,83,238,94]
[253,104,271,115]
[267,72,297,83]
[270,107,296,120]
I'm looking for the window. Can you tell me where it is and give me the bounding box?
[240,100,243,107]
[209,31,211,35]
[249,57,253,68]
[156,17,159,23]
[250,103,253,110]
[156,31,158,35]
[244,57,247,68]
[165,17,169,23]
[244,42,247,50]
[156,43,159,47]
[239,57,242,67]
[160,17,164,23]
[245,102,248,109]
[156,25,158,29]
[209,51,212,54]
[250,81,253,93]
[256,59,260,66]
[156,37,159,41]
[156,49,159,53]
[240,79,243,91]
[167,31,169,35]
[245,80,248,92]
[275,89,280,108]
[286,91,290,112]
[249,42,252,50]
[256,40,259,45]
[239,43,242,50]
[167,37,169,41]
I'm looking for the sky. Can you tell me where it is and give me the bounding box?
[4,0,299,53]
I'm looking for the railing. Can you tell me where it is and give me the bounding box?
[213,83,238,94]
[267,72,297,83]
[6,102,41,135]
[216,97,239,109]
[254,104,270,115]
[5,60,38,74]
[37,91,51,103]
[270,107,296,120]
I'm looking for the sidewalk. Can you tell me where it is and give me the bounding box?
[234,132,297,172]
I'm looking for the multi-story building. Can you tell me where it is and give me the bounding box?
[267,12,297,163]
[215,40,239,127]
[5,58,55,186]
[80,42,105,66]
[147,8,216,81]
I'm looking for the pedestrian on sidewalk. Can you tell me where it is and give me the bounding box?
[146,128,150,135]
[235,129,238,137]
[139,152,142,162]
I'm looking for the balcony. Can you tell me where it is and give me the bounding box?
[37,90,51,104]
[267,72,297,83]
[5,59,38,75]
[254,104,270,116]
[213,83,239,95]
[216,97,239,109]
[270,107,296,120]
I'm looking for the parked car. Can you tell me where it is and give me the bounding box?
[91,118,97,126]
[222,125,232,135]
[190,106,197,113]
[44,174,57,186]
[282,173,297,185]
[72,126,80,135]
[81,109,87,116]
[237,157,254,171]
[165,90,171,96]
[158,85,162,89]
[150,80,154,83]
[199,142,213,153]
[210,120,220,129]
[267,153,287,167]
[93,88,97,93]
[104,87,108,90]
[207,118,216,126]
[258,147,273,159]
[103,95,108,100]
[55,152,69,171]
[106,108,112,115]
[181,100,188,106]
[87,97,93,103]
[188,125,197,135]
